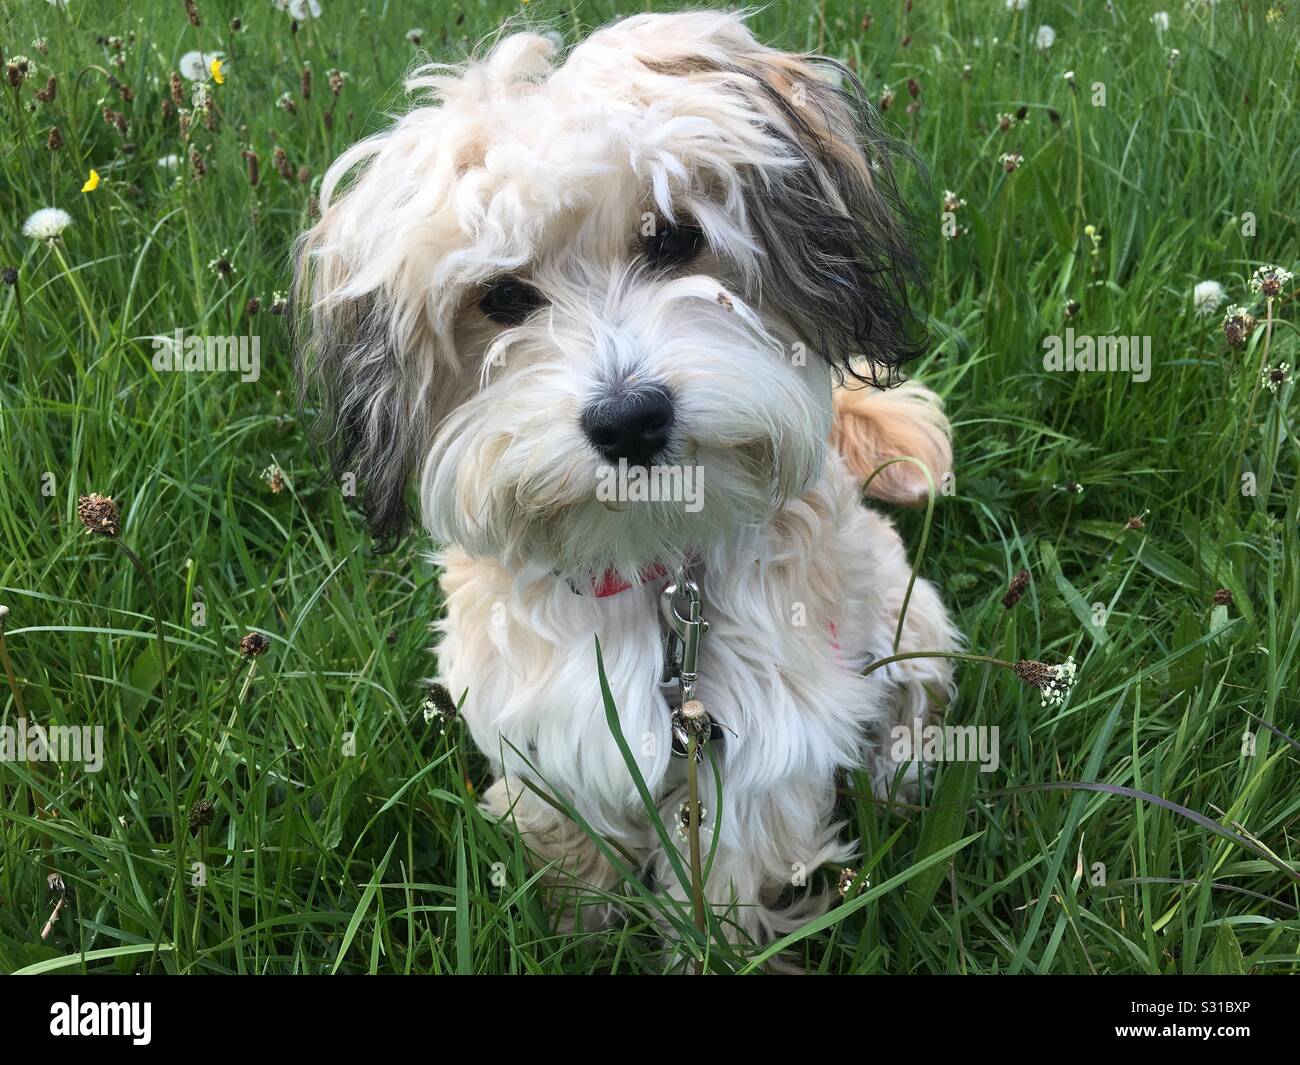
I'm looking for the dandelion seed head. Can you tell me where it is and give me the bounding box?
[178,50,223,82]
[1193,280,1227,315]
[22,207,73,242]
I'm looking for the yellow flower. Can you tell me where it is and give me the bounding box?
[210,57,224,84]
[81,168,100,193]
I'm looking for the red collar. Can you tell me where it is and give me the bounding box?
[588,562,670,597]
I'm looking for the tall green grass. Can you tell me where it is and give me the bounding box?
[0,0,1296,974]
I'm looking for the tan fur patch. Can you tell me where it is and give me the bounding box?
[831,381,952,505]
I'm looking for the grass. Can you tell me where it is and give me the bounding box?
[0,0,1297,975]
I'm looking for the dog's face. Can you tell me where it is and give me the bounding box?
[295,11,923,580]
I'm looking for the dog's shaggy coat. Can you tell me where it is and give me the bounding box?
[295,10,959,946]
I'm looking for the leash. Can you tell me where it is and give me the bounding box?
[658,566,721,761]
[659,565,712,966]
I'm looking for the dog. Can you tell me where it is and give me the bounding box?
[294,9,960,948]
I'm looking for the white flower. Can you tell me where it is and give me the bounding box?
[1152,11,1170,30]
[1193,280,1227,316]
[22,207,73,242]
[1005,0,1028,9]
[1040,657,1077,708]
[157,154,181,169]
[287,0,323,19]
[179,50,224,81]
[1262,363,1292,393]
[1250,264,1294,297]
[1035,25,1056,49]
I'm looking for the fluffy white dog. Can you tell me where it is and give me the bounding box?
[295,10,959,947]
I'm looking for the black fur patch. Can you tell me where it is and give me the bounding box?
[730,58,929,385]
[292,243,418,549]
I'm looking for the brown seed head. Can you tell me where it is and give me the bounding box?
[1002,568,1031,609]
[77,493,120,537]
[425,682,457,721]
[273,145,293,181]
[240,631,270,658]
[1223,307,1256,349]
[184,0,201,28]
[1212,588,1234,608]
[188,798,215,833]
[1013,659,1053,690]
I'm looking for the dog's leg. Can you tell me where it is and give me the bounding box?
[649,773,855,958]
[853,510,961,801]
[482,776,636,933]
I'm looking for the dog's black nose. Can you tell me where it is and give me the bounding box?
[581,385,674,467]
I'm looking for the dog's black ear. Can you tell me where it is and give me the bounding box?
[292,236,425,550]
[725,52,929,385]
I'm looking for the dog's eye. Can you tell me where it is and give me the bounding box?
[479,278,546,325]
[645,218,705,268]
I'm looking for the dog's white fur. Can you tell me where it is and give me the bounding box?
[296,10,960,947]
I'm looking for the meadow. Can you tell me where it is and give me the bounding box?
[0,0,1296,974]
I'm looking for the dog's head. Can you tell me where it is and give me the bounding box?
[295,10,925,580]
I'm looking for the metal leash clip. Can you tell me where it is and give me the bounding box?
[660,571,719,760]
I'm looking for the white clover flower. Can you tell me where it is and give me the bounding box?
[1035,25,1056,49]
[1193,280,1227,315]
[179,50,224,81]
[1152,11,1171,30]
[22,207,73,242]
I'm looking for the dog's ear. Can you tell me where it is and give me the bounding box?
[732,51,927,384]
[625,14,927,383]
[831,380,951,505]
[293,220,433,550]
